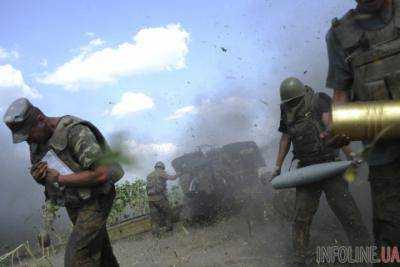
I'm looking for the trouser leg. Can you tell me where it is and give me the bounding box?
[370,162,400,267]
[99,225,119,267]
[64,194,118,267]
[159,197,173,231]
[149,201,162,235]
[323,176,371,247]
[293,185,322,264]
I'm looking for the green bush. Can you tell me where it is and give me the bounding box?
[108,180,185,225]
[108,180,149,225]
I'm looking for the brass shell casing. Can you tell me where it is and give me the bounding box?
[331,101,400,141]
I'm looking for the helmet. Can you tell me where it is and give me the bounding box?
[3,98,37,143]
[155,161,165,170]
[356,0,384,13]
[279,77,306,104]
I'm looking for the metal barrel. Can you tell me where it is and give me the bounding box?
[332,100,400,141]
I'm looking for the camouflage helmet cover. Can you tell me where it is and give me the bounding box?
[3,98,38,143]
[279,77,306,103]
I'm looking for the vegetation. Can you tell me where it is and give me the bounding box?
[108,180,184,225]
[108,180,149,225]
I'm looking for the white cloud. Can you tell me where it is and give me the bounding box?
[166,105,197,120]
[39,24,190,90]
[121,139,178,177]
[0,47,19,60]
[40,59,48,67]
[80,38,105,53]
[0,64,41,98]
[85,32,96,37]
[111,92,154,117]
[127,140,177,156]
[89,38,105,46]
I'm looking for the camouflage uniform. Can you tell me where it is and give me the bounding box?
[146,169,173,234]
[279,88,370,264]
[30,116,122,267]
[326,2,400,261]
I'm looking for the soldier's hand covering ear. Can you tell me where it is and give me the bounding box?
[31,161,48,185]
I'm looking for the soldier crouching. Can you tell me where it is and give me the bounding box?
[3,98,124,267]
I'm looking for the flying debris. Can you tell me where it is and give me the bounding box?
[260,99,268,107]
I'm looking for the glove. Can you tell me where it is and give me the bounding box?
[348,152,363,167]
[270,166,281,182]
[321,131,351,149]
[31,162,48,185]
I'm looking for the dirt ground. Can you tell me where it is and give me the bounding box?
[18,177,372,267]
[32,203,361,266]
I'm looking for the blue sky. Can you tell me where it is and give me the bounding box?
[0,0,354,178]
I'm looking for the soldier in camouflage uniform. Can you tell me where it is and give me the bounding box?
[326,1,400,265]
[3,98,124,267]
[146,161,178,236]
[272,78,370,266]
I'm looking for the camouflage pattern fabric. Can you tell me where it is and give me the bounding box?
[65,190,118,267]
[146,169,168,198]
[369,160,400,267]
[293,175,370,264]
[62,124,118,266]
[68,124,103,170]
[148,194,173,235]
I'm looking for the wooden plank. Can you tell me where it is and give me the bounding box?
[108,215,152,241]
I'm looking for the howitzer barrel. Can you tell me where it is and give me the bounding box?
[332,100,400,141]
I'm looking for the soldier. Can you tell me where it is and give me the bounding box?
[271,78,370,266]
[326,0,400,264]
[146,161,178,236]
[3,98,124,267]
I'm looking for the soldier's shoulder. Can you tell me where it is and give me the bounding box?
[326,9,358,46]
[316,92,332,101]
[154,169,166,176]
[68,122,94,139]
[147,170,157,178]
[329,9,357,30]
[67,123,101,155]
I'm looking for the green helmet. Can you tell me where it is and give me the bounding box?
[155,161,165,170]
[279,77,306,103]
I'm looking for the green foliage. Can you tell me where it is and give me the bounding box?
[108,180,184,225]
[108,180,149,225]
